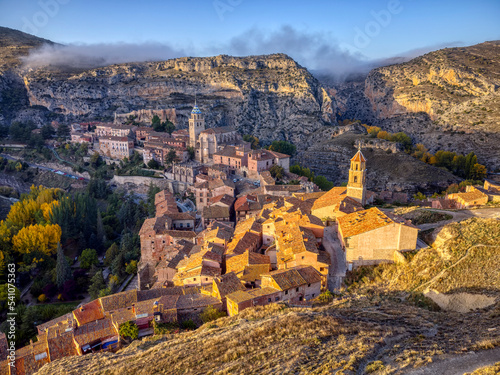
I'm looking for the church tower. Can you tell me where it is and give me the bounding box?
[347,146,367,206]
[189,102,205,148]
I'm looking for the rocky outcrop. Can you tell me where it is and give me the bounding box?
[326,41,500,170]
[20,54,336,145]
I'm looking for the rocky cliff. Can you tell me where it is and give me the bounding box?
[327,41,500,170]
[20,54,335,144]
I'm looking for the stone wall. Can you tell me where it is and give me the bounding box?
[110,175,189,194]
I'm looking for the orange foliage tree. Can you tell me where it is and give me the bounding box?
[12,223,62,255]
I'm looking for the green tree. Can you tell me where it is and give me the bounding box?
[57,124,70,138]
[40,124,55,140]
[470,163,487,180]
[165,149,179,165]
[187,146,195,160]
[119,321,139,340]
[151,115,161,127]
[96,209,106,250]
[314,175,334,191]
[55,243,71,289]
[104,243,120,267]
[88,270,106,300]
[243,134,260,149]
[269,164,284,180]
[164,120,175,134]
[147,159,160,169]
[125,260,138,274]
[79,248,98,269]
[269,140,296,156]
[200,305,226,323]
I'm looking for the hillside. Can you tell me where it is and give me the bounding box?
[327,41,500,170]
[36,218,500,375]
[296,126,460,193]
[17,52,335,144]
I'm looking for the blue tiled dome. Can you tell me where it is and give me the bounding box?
[191,105,202,114]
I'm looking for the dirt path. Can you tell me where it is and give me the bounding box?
[402,347,500,375]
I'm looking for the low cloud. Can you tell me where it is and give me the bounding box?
[22,42,187,70]
[21,26,463,80]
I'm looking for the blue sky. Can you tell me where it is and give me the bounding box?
[1,0,499,72]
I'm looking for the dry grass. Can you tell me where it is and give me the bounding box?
[464,362,500,375]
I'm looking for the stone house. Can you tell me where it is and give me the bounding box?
[168,162,204,184]
[202,205,232,228]
[226,250,271,287]
[226,287,282,316]
[193,178,235,210]
[212,145,250,173]
[260,266,322,304]
[337,207,419,269]
[211,272,246,309]
[98,136,134,160]
[155,189,178,217]
[173,249,222,287]
[247,149,290,176]
[447,187,489,208]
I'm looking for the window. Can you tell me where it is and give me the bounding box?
[296,288,299,292]
[268,298,271,302]
[193,278,196,281]
[356,164,358,171]
[308,283,311,287]
[354,176,358,183]
[312,294,315,298]
[206,278,209,281]
[275,296,280,301]
[301,256,305,260]
[320,268,324,272]
[285,290,288,295]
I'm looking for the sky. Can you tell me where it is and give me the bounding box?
[1,0,499,75]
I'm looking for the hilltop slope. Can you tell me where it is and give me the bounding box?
[328,41,500,170]
[37,218,500,375]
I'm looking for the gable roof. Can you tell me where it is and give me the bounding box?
[262,266,321,290]
[337,207,411,238]
[213,272,246,298]
[202,205,231,219]
[73,299,104,326]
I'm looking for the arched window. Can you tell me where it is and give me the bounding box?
[354,176,358,183]
[356,164,358,171]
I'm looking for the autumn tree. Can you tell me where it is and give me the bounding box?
[56,242,72,289]
[79,248,99,269]
[12,224,62,255]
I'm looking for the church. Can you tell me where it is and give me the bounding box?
[188,103,242,163]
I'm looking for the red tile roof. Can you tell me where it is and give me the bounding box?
[73,299,104,326]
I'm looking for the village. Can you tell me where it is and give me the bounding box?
[2,104,500,375]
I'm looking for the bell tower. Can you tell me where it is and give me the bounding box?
[189,101,205,148]
[347,145,367,206]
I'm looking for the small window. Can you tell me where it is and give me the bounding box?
[308,283,311,287]
[312,294,315,298]
[301,256,305,260]
[285,290,288,295]
[296,288,299,292]
[354,176,358,183]
[193,278,196,281]
[268,298,271,303]
[320,268,325,272]
[206,278,208,281]
[275,296,279,301]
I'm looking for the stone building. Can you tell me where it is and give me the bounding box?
[337,207,418,269]
[98,136,134,160]
[346,146,367,206]
[169,162,204,184]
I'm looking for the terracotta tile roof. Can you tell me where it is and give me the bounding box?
[456,190,488,203]
[73,318,117,347]
[99,290,138,312]
[317,250,331,265]
[139,216,171,236]
[203,226,234,243]
[213,145,243,158]
[157,294,180,310]
[108,307,135,327]
[275,221,318,257]
[200,126,235,135]
[240,264,272,283]
[260,171,275,185]
[226,250,271,274]
[37,312,74,334]
[165,212,196,221]
[234,217,262,235]
[155,189,177,206]
[226,231,261,255]
[213,272,246,298]
[295,266,323,284]
[265,185,304,192]
[137,286,200,301]
[351,149,366,162]
[263,266,321,290]
[338,207,409,238]
[73,299,104,326]
[293,192,326,201]
[176,294,221,310]
[226,290,254,304]
[202,205,230,219]
[210,194,236,207]
[165,230,197,238]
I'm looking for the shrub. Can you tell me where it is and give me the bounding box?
[365,360,385,373]
[38,294,47,303]
[180,319,197,330]
[200,305,226,323]
[317,290,334,303]
[119,321,139,340]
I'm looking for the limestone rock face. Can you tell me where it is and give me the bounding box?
[327,41,500,170]
[20,54,335,144]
